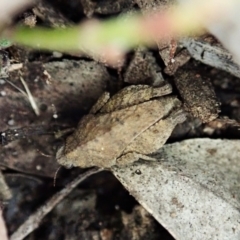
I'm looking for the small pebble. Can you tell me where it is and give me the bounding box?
[53,113,58,119]
[8,119,15,126]
[0,79,5,84]
[0,91,6,96]
[36,165,42,170]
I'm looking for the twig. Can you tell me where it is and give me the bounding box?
[5,77,40,116]
[20,76,40,116]
[10,167,103,240]
[53,166,62,187]
[5,79,28,98]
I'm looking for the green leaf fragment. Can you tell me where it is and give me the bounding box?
[0,38,12,49]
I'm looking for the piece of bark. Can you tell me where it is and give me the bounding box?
[124,46,165,86]
[174,63,220,122]
[180,37,240,79]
